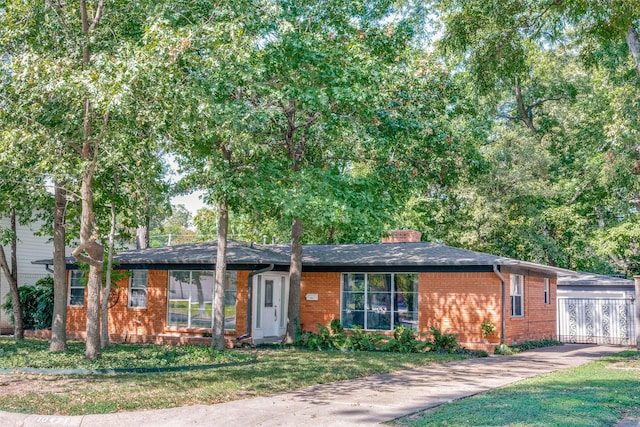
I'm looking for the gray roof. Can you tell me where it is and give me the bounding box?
[557,272,635,288]
[34,240,560,274]
[300,242,510,267]
[113,240,291,266]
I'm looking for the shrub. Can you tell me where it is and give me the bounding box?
[481,320,496,338]
[384,326,425,353]
[425,326,460,353]
[494,344,519,355]
[295,319,348,350]
[2,277,54,330]
[346,326,382,351]
[494,338,563,355]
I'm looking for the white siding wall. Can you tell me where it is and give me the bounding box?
[0,218,59,332]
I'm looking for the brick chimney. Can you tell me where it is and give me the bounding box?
[382,229,422,243]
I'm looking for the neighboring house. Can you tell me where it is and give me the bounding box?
[0,218,57,334]
[35,230,559,350]
[557,272,637,346]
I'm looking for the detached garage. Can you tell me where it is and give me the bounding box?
[557,272,637,346]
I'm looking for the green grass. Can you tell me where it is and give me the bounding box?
[0,338,253,369]
[0,337,467,415]
[393,350,640,427]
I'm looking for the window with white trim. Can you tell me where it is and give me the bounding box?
[510,274,524,317]
[128,270,148,309]
[543,278,550,305]
[341,273,418,331]
[68,270,85,306]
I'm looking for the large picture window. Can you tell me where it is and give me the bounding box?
[68,270,84,306]
[510,274,524,317]
[341,273,418,331]
[168,270,237,330]
[128,270,148,309]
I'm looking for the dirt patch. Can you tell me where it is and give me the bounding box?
[0,373,82,396]
[607,357,640,371]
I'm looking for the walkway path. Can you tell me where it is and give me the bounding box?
[1,344,624,427]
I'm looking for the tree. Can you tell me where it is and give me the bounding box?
[244,0,440,342]
[431,1,640,275]
[0,209,23,339]
[1,1,173,359]
[0,129,52,340]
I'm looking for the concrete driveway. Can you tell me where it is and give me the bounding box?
[1,344,625,427]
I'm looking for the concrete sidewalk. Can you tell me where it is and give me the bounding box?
[2,344,625,427]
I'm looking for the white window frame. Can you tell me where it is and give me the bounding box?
[543,278,550,305]
[510,274,524,317]
[128,270,148,309]
[68,270,85,307]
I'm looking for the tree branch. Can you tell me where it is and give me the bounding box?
[88,0,106,33]
[72,238,103,268]
[514,78,537,135]
[0,246,12,282]
[528,96,567,110]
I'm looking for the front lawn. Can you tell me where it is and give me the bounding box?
[0,337,468,415]
[393,350,640,427]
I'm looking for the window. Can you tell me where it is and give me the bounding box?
[510,275,524,317]
[167,270,237,330]
[544,278,550,305]
[265,280,274,307]
[68,270,85,306]
[341,273,418,331]
[128,270,148,309]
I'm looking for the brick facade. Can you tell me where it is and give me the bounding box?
[64,268,556,350]
[504,273,557,345]
[299,272,341,332]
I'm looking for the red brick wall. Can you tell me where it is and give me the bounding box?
[235,270,249,336]
[419,272,502,349]
[65,268,556,349]
[66,270,169,342]
[505,274,556,345]
[299,272,341,333]
[65,269,247,344]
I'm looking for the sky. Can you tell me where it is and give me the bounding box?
[171,191,207,217]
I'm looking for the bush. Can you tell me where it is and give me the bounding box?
[425,326,460,353]
[2,276,54,330]
[295,319,348,350]
[346,326,382,351]
[494,338,563,355]
[384,326,425,353]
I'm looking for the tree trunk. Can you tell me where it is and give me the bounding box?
[50,182,68,352]
[626,25,640,76]
[74,169,104,361]
[0,208,23,340]
[212,200,228,350]
[284,217,302,343]
[135,226,149,249]
[101,204,117,348]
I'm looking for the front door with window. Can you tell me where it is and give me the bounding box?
[253,273,289,340]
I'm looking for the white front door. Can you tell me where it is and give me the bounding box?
[254,273,289,339]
